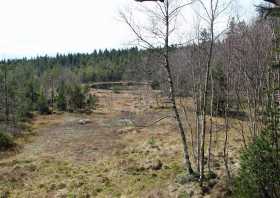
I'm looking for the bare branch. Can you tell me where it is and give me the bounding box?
[197,0,212,19]
[132,115,174,128]
[119,10,155,48]
[169,1,195,18]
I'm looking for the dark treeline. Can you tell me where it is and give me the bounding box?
[0,47,142,83]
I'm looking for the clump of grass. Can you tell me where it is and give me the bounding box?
[178,191,191,198]
[0,131,15,151]
[147,137,156,147]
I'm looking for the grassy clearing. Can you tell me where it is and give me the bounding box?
[0,87,248,197]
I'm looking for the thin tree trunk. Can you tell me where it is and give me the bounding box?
[208,71,214,172]
[164,0,193,175]
[4,66,9,126]
[200,17,214,185]
[180,98,196,162]
[224,61,232,182]
[195,80,202,172]
[224,105,231,182]
[51,76,54,111]
[189,55,199,164]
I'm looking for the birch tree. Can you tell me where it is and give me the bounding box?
[194,0,231,184]
[121,0,195,175]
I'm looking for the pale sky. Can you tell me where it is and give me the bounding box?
[0,0,260,59]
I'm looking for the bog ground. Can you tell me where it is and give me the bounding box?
[0,85,244,198]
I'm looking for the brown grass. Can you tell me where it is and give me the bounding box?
[0,86,248,198]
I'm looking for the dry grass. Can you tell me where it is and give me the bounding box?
[0,86,249,198]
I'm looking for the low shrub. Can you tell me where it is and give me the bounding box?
[112,86,121,93]
[86,95,97,109]
[0,131,15,151]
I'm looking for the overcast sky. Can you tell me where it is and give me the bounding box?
[0,0,260,59]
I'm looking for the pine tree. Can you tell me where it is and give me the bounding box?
[37,91,50,114]
[56,81,67,111]
[68,85,85,110]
